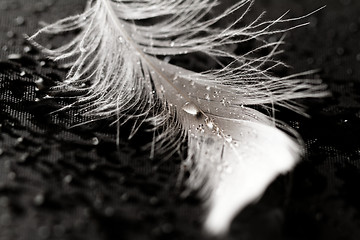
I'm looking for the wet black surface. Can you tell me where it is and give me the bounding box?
[0,0,360,240]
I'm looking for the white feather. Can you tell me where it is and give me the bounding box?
[29,0,327,235]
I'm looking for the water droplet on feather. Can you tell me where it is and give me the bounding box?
[35,78,45,91]
[15,16,25,26]
[63,175,72,184]
[205,118,214,129]
[6,31,15,38]
[91,137,99,145]
[224,135,232,143]
[7,54,21,60]
[160,85,165,93]
[23,46,32,53]
[33,193,45,206]
[182,102,199,116]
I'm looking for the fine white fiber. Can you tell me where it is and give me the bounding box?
[28,0,327,235]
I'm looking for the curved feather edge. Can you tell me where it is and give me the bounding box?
[28,0,328,235]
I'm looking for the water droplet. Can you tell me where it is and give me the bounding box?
[224,135,232,143]
[16,137,24,144]
[220,97,227,106]
[89,163,97,170]
[7,54,20,60]
[182,102,199,116]
[214,126,221,136]
[205,118,214,129]
[23,46,32,53]
[91,137,99,145]
[18,153,29,163]
[43,95,53,99]
[160,85,165,93]
[164,56,171,62]
[204,93,210,101]
[33,193,45,206]
[35,78,45,91]
[63,175,72,184]
[170,41,175,47]
[120,193,129,201]
[196,124,205,133]
[15,16,25,26]
[6,31,15,38]
[20,71,26,76]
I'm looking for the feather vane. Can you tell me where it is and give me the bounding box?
[29,0,327,235]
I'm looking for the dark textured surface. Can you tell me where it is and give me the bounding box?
[0,0,360,240]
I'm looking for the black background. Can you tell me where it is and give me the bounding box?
[0,0,360,240]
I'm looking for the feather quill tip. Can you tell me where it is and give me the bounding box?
[198,121,301,235]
